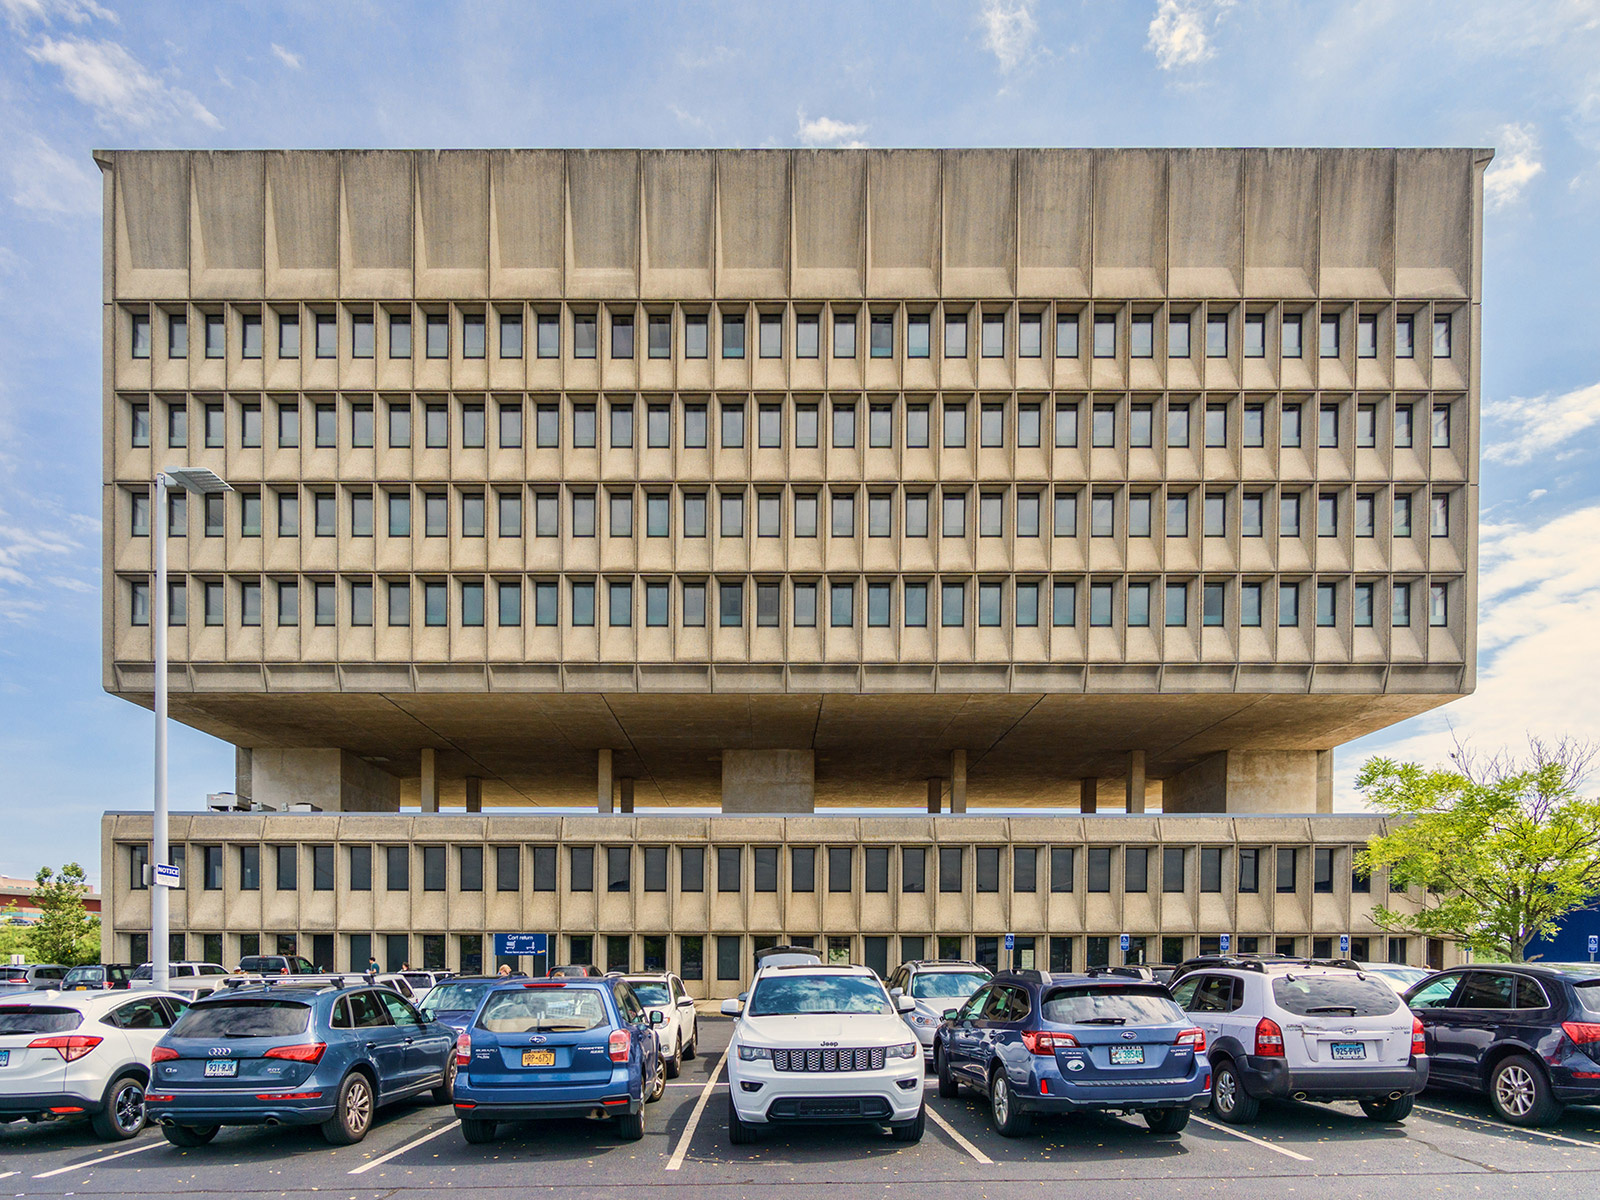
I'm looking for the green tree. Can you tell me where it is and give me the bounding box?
[0,901,30,962]
[27,863,100,967]
[1355,739,1600,962]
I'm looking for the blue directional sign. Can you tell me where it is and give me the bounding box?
[493,933,548,957]
[153,863,180,888]
[1219,933,1232,953]
[1339,934,1351,955]
[1004,933,1015,951]
[1119,934,1130,953]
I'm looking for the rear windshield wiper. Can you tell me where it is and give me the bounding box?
[1305,1006,1358,1015]
[1078,1017,1128,1025]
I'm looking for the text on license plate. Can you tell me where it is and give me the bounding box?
[522,1049,555,1067]
[205,1059,237,1077]
[0,1049,9,1067]
[1110,1045,1145,1065]
[1331,1042,1366,1061]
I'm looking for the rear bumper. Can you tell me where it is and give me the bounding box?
[1017,1058,1212,1114]
[145,1091,335,1127]
[454,1096,640,1122]
[1240,1055,1429,1100]
[1548,1062,1600,1104]
[0,1092,104,1119]
[454,1072,640,1123]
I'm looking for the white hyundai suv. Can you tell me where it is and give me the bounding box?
[722,964,924,1143]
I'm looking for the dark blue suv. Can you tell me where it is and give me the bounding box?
[933,970,1210,1136]
[453,977,666,1143]
[146,982,456,1145]
[1406,963,1600,1126]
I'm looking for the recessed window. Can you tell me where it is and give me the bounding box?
[1165,582,1187,626]
[684,404,707,449]
[684,492,708,538]
[1356,404,1376,448]
[572,580,596,627]
[795,312,819,358]
[1017,403,1041,448]
[1128,582,1150,626]
[758,312,782,358]
[1091,493,1114,538]
[942,492,966,537]
[1355,492,1375,537]
[1244,312,1266,358]
[1354,581,1374,626]
[1168,312,1190,358]
[1392,581,1411,626]
[1394,493,1413,537]
[832,311,855,359]
[573,404,597,449]
[611,403,634,449]
[1130,313,1153,358]
[1281,403,1303,448]
[830,580,854,627]
[277,312,299,359]
[1280,493,1302,537]
[646,580,669,626]
[979,492,1003,537]
[1429,582,1448,626]
[388,313,411,359]
[1432,404,1451,448]
[1092,312,1116,358]
[609,580,632,627]
[722,312,746,359]
[1319,403,1339,448]
[1129,494,1152,537]
[1130,404,1153,448]
[1052,580,1076,626]
[610,313,634,360]
[1203,492,1224,537]
[944,311,968,358]
[1167,403,1190,448]
[425,313,449,358]
[907,312,931,358]
[573,312,597,359]
[1242,493,1263,538]
[425,404,448,448]
[1358,313,1377,358]
[1241,581,1262,626]
[1431,493,1450,538]
[1318,493,1338,537]
[719,579,743,627]
[1017,492,1040,537]
[1018,312,1042,358]
[981,403,1004,448]
[1166,493,1189,537]
[1203,581,1224,626]
[241,314,262,359]
[831,403,855,449]
[721,491,745,537]
[1242,404,1264,447]
[1320,313,1340,358]
[205,314,225,359]
[978,580,1002,626]
[1433,314,1452,357]
[940,580,965,627]
[130,312,151,358]
[1282,313,1303,359]
[1206,313,1228,357]
[868,403,893,448]
[1317,581,1337,627]
[1056,311,1080,357]
[792,581,816,627]
[1205,403,1226,447]
[536,313,559,358]
[981,312,1005,358]
[499,311,522,358]
[1089,581,1113,626]
[315,312,337,358]
[904,493,928,537]
[648,313,671,358]
[1395,404,1415,448]
[609,492,632,538]
[498,581,521,627]
[1053,491,1077,537]
[906,403,930,448]
[943,402,967,448]
[831,492,855,538]
[1396,314,1414,359]
[166,312,187,359]
[1279,582,1300,627]
[1092,403,1115,447]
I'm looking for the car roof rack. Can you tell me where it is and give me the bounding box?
[907,960,986,970]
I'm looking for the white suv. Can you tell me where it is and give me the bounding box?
[622,973,698,1077]
[722,964,924,1143]
[1168,963,1428,1123]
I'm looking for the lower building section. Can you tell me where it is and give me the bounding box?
[101,811,1452,997]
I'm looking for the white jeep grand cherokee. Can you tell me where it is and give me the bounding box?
[722,964,924,1144]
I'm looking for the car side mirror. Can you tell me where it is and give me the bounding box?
[942,1009,959,1022]
[720,998,743,1016]
[889,987,903,999]
[677,997,696,1008]
[896,995,916,1014]
[649,1009,666,1026]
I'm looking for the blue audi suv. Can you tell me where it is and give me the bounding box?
[145,981,455,1145]
[452,977,666,1143]
[933,970,1211,1136]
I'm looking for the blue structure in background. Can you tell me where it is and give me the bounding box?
[1526,904,1600,963]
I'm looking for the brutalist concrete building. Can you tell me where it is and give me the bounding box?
[97,148,1486,989]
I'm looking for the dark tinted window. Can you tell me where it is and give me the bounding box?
[643,846,668,892]
[754,846,779,893]
[532,845,556,891]
[171,1000,312,1038]
[902,847,926,893]
[1050,847,1074,892]
[939,847,963,892]
[680,846,704,892]
[1125,848,1148,893]
[607,847,631,892]
[1239,848,1259,893]
[570,846,594,891]
[1454,972,1516,1009]
[349,845,372,891]
[423,845,446,891]
[312,845,334,891]
[1162,846,1185,892]
[1013,847,1037,893]
[1200,847,1223,892]
[1042,986,1185,1025]
[976,846,1001,893]
[828,847,853,892]
[790,846,815,892]
[1272,975,1400,1017]
[386,846,408,890]
[460,846,483,892]
[275,845,297,890]
[718,846,741,892]
[1088,847,1112,892]
[0,1006,81,1034]
[864,846,889,892]
[496,846,519,891]
[1515,977,1550,1009]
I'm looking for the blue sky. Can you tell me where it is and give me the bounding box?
[2,0,1598,885]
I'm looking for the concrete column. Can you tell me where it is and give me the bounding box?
[1126,751,1147,814]
[235,746,253,801]
[598,748,614,813]
[926,777,942,814]
[1317,750,1334,814]
[1080,776,1098,814]
[619,777,635,814]
[950,750,967,814]
[420,749,437,813]
[721,750,815,812]
[464,776,482,814]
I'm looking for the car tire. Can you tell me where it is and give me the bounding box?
[935,1045,961,1099]
[1487,1054,1564,1127]
[728,1094,759,1145]
[1144,1107,1191,1135]
[615,1108,645,1141]
[665,1036,682,1080]
[891,1103,925,1143]
[1210,1059,1260,1125]
[647,1054,667,1103]
[432,1058,457,1105]
[91,1074,147,1141]
[683,1028,696,1061]
[161,1123,219,1148]
[459,1117,498,1144]
[1359,1094,1414,1122]
[988,1068,1031,1137]
[321,1072,375,1145]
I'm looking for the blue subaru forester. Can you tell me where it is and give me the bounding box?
[933,970,1211,1136]
[452,977,666,1143]
[145,981,455,1145]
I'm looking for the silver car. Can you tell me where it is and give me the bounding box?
[885,961,992,1058]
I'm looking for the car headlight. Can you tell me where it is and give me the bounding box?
[885,1042,919,1059]
[911,1014,937,1027]
[737,1045,771,1061]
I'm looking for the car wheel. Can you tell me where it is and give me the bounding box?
[727,1094,759,1145]
[321,1072,375,1145]
[161,1123,219,1148]
[92,1074,146,1141]
[989,1068,1031,1137]
[646,1053,667,1103]
[683,1026,696,1061]
[891,1102,925,1143]
[432,1058,457,1105]
[1488,1054,1564,1127]
[615,1108,645,1141]
[935,1045,960,1099]
[1210,1059,1260,1125]
[665,1035,682,1080]
[1358,1094,1414,1122]
[459,1117,498,1144]
[1144,1107,1191,1135]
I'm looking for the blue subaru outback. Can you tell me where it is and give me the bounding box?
[933,970,1211,1136]
[452,977,666,1143]
[145,981,456,1145]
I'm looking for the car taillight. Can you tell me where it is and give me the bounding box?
[1562,1021,1600,1047]
[608,1028,631,1063]
[1411,1017,1427,1058]
[263,1042,326,1064]
[1019,1030,1078,1054]
[28,1035,102,1062]
[456,1032,472,1066]
[525,981,566,988]
[1254,1017,1284,1058]
[1176,1027,1206,1052]
[151,1046,180,1064]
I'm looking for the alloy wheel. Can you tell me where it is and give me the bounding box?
[992,1075,1010,1125]
[346,1077,373,1134]
[113,1080,144,1133]
[1496,1064,1536,1118]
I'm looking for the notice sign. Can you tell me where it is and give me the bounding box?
[153,863,181,888]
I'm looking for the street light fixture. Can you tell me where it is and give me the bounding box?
[151,467,230,991]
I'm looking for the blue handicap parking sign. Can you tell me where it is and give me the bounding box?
[1219,934,1231,953]
[1004,933,1015,951]
[1589,935,1599,954]
[1119,934,1130,953]
[1340,934,1351,955]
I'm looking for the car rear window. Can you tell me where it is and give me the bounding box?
[1041,986,1184,1026]
[479,988,609,1034]
[1,968,30,982]
[1272,975,1400,1017]
[629,983,671,1006]
[170,999,313,1038]
[238,957,285,973]
[1576,982,1600,1016]
[420,979,499,1017]
[0,1006,82,1034]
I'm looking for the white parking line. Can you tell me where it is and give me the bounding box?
[1415,1104,1600,1150]
[0,1170,18,1179]
[666,1046,730,1171]
[1190,1114,1313,1162]
[31,1138,168,1178]
[924,1105,993,1165]
[348,1118,460,1175]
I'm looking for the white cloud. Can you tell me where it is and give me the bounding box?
[1484,379,1600,465]
[269,43,302,70]
[0,0,114,29]
[978,0,1039,73]
[8,135,99,216]
[796,110,867,149]
[26,36,221,130]
[1528,488,1548,501]
[1147,0,1231,70]
[1484,122,1544,210]
[0,517,83,626]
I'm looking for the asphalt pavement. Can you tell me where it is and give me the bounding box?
[5,1017,1600,1198]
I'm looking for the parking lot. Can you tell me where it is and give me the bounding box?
[4,1017,1600,1199]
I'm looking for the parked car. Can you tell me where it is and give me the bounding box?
[884,960,991,1059]
[1169,961,1427,1123]
[131,963,230,986]
[236,954,319,975]
[1168,954,1324,987]
[60,964,135,992]
[723,963,924,1144]
[547,964,603,978]
[934,970,1208,1137]
[1355,962,1432,994]
[399,970,453,1000]
[0,990,191,1140]
[752,945,824,973]
[452,977,666,1143]
[1405,962,1600,1127]
[144,981,455,1146]
[620,973,698,1076]
[0,964,69,993]
[419,976,521,1034]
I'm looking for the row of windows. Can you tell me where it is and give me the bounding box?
[128,842,1377,897]
[135,482,1457,545]
[129,573,1456,631]
[128,394,1459,454]
[128,303,1460,367]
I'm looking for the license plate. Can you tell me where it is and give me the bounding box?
[522,1049,555,1068]
[1110,1045,1145,1066]
[0,1050,8,1067]
[1331,1042,1366,1061]
[205,1059,237,1077]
